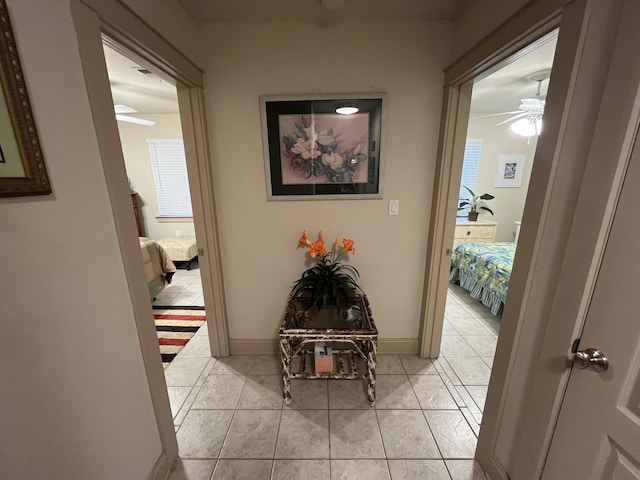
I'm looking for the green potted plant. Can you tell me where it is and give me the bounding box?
[291,230,362,310]
[458,186,495,221]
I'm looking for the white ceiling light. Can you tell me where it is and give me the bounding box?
[511,117,542,137]
[336,106,359,115]
[114,104,155,126]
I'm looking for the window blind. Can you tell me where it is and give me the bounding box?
[458,138,483,207]
[147,139,193,217]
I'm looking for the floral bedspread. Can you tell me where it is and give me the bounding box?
[450,242,516,316]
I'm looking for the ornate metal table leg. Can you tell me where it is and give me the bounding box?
[280,338,293,405]
[366,340,377,407]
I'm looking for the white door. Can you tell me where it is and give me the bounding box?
[541,100,640,477]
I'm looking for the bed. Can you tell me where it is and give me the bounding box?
[450,242,516,316]
[139,237,177,300]
[156,236,198,270]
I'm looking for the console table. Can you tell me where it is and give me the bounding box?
[279,294,378,406]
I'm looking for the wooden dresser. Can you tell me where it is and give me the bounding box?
[453,219,497,248]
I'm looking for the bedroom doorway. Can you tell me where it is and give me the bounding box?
[103,42,209,367]
[436,31,558,426]
[70,0,231,469]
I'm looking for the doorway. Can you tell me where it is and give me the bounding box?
[419,1,627,477]
[103,42,208,367]
[439,32,557,426]
[69,1,231,470]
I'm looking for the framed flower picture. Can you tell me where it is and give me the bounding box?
[260,94,385,200]
[0,0,50,197]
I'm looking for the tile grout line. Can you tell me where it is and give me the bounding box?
[214,370,247,461]
[459,407,481,437]
[269,405,285,474]
[327,384,332,479]
[373,409,393,479]
[420,409,447,464]
[461,385,486,416]
[402,365,451,464]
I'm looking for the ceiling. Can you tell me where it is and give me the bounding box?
[103,44,178,116]
[176,0,470,23]
[102,21,556,119]
[470,32,557,115]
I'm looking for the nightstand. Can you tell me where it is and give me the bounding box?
[453,219,497,248]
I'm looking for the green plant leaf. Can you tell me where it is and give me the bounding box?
[480,193,495,200]
[291,250,363,310]
[463,185,475,198]
[480,206,494,215]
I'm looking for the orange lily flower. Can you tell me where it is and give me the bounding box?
[343,238,356,254]
[333,237,339,251]
[318,230,324,241]
[297,230,310,248]
[308,240,327,258]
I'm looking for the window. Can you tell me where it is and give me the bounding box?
[147,139,193,217]
[458,138,483,215]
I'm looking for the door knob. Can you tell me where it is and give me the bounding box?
[573,348,608,372]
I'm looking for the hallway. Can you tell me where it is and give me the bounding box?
[164,294,489,479]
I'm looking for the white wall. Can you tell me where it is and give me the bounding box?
[451,0,568,62]
[0,1,162,477]
[466,117,537,241]
[451,0,529,61]
[201,21,451,342]
[118,114,196,239]
[121,0,203,66]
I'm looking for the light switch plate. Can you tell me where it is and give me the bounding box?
[389,199,400,215]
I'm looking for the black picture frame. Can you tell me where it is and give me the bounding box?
[261,94,385,200]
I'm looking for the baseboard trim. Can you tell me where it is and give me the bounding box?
[150,451,171,480]
[378,338,419,354]
[229,338,419,355]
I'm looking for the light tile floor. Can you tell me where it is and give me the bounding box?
[153,261,204,307]
[165,284,494,479]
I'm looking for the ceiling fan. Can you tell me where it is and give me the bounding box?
[477,70,549,137]
[114,104,156,126]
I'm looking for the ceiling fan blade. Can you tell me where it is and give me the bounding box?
[496,112,529,126]
[114,104,137,114]
[115,114,156,126]
[472,111,523,119]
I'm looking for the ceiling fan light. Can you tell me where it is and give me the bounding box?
[511,118,541,137]
[336,106,359,115]
[115,114,156,126]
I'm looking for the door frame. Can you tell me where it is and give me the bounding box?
[70,1,230,476]
[93,5,230,359]
[418,0,627,477]
[418,1,566,359]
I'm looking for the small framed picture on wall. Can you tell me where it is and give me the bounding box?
[495,154,526,188]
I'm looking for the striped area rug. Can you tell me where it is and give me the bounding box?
[153,307,206,366]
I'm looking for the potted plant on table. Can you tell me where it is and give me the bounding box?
[291,230,362,311]
[458,186,495,221]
